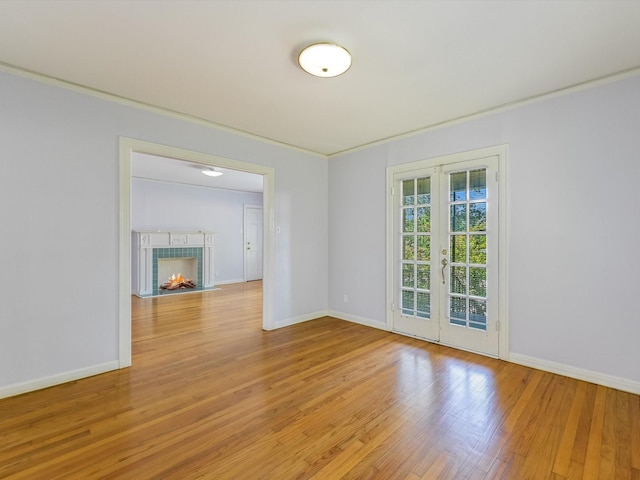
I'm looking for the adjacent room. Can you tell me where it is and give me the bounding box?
[1,1,639,478]
[130,152,265,296]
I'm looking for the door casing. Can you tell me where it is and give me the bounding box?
[386,145,509,359]
[119,137,276,368]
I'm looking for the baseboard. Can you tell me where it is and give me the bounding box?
[325,314,640,395]
[215,278,246,286]
[510,353,640,395]
[272,310,330,329]
[327,310,389,331]
[0,361,121,400]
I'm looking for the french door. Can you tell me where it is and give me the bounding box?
[391,154,501,356]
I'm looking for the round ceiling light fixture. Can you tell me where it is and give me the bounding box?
[298,42,351,78]
[202,167,223,177]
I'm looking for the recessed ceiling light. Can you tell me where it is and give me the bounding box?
[202,168,223,177]
[298,43,351,78]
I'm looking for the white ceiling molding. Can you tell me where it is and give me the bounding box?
[1,1,639,156]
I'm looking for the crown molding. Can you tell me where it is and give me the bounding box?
[329,65,640,158]
[0,62,327,159]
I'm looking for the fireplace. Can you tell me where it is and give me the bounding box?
[132,231,215,297]
[154,248,201,295]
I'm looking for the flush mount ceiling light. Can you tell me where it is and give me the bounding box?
[202,167,223,177]
[298,43,351,78]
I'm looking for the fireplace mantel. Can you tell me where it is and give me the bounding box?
[131,230,215,297]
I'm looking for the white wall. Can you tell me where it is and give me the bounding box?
[328,74,640,389]
[0,69,328,394]
[132,177,263,284]
[3,65,638,396]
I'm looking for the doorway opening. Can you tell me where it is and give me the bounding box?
[386,145,509,359]
[118,137,275,367]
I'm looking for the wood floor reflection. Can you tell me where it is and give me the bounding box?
[1,280,638,479]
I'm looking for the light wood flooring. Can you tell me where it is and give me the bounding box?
[1,281,639,479]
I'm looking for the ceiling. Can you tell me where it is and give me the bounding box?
[1,1,640,157]
[131,152,264,193]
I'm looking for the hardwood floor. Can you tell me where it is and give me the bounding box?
[1,281,638,479]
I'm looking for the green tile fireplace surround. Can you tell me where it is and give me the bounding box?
[152,247,203,296]
[131,231,216,298]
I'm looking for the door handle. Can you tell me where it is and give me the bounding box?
[441,258,448,284]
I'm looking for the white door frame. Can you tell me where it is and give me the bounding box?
[118,137,276,367]
[386,145,509,360]
[244,204,263,281]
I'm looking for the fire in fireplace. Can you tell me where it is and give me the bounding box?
[159,273,197,291]
[132,231,214,298]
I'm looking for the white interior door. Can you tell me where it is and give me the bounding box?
[391,155,500,356]
[244,205,263,281]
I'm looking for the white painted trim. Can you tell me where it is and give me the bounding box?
[510,353,640,396]
[119,141,132,367]
[333,312,500,359]
[0,361,120,400]
[215,278,247,286]
[497,147,510,360]
[2,62,639,159]
[328,313,640,393]
[261,173,276,331]
[388,145,507,175]
[0,63,327,159]
[385,168,395,333]
[271,310,329,330]
[119,137,277,347]
[331,313,640,394]
[327,311,389,332]
[385,145,510,359]
[329,68,640,158]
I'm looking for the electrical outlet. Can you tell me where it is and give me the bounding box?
[343,294,348,303]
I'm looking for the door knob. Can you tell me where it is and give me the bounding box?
[441,258,448,284]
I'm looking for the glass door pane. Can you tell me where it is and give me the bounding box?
[447,169,488,331]
[400,176,431,319]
